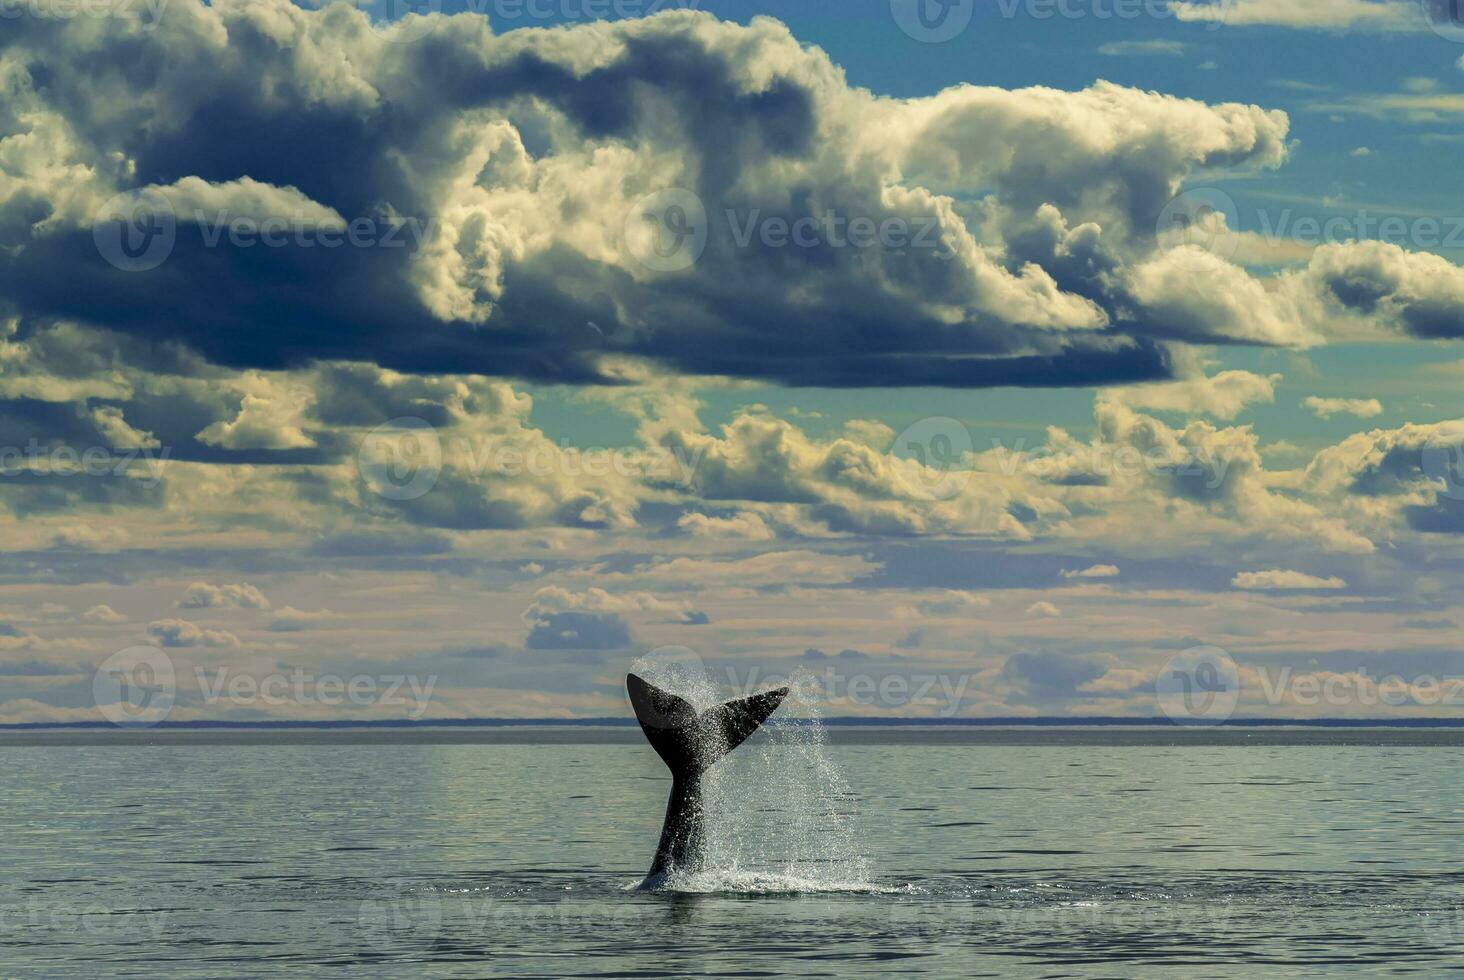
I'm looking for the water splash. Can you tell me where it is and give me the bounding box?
[629,653,872,894]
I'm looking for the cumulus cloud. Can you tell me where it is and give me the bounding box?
[675,511,777,540]
[147,618,240,647]
[1109,371,1279,420]
[0,4,1310,389]
[1063,564,1120,579]
[1098,40,1187,56]
[1171,0,1421,31]
[82,604,127,623]
[1303,396,1383,419]
[180,582,272,610]
[1232,569,1348,590]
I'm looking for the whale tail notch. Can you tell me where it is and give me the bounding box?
[627,672,789,776]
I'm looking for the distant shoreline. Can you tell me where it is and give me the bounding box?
[5,716,1464,730]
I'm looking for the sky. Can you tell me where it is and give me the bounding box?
[0,0,1461,724]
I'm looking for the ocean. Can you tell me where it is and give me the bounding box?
[3,727,1462,977]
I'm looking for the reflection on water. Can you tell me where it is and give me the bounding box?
[2,732,1462,976]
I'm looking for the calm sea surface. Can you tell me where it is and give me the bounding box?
[3,728,1462,978]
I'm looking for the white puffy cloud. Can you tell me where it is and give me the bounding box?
[82,604,127,623]
[1232,569,1348,590]
[675,511,777,540]
[1063,564,1121,579]
[180,582,271,610]
[1303,396,1383,419]
[1109,370,1279,420]
[1171,0,1420,30]
[147,618,240,647]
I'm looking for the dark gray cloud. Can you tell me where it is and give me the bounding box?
[0,5,1305,390]
[999,652,1109,700]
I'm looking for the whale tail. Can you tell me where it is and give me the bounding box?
[627,672,789,776]
[627,672,790,879]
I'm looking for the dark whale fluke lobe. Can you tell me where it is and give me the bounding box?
[627,672,789,881]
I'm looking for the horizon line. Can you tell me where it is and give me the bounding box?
[6,716,1464,731]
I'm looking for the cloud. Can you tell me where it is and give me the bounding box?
[0,5,1307,389]
[180,582,271,610]
[147,618,240,647]
[1025,601,1063,617]
[999,652,1107,699]
[1232,569,1349,590]
[1171,0,1422,31]
[265,607,338,632]
[524,611,633,651]
[1303,419,1464,534]
[597,550,881,590]
[82,604,127,623]
[1098,40,1187,56]
[675,511,776,540]
[1063,564,1120,579]
[1109,371,1279,420]
[1303,396,1383,419]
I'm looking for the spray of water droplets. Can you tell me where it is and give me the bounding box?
[629,651,874,893]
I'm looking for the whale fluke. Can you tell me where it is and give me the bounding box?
[627,672,789,880]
